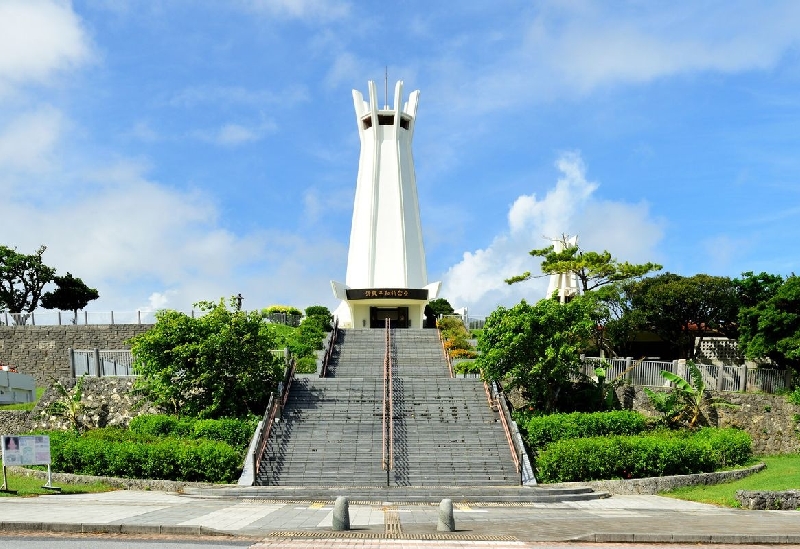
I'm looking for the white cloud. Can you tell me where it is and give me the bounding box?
[3,160,345,314]
[191,121,277,146]
[0,106,64,173]
[170,84,309,108]
[0,0,92,94]
[441,152,663,314]
[242,0,350,21]
[421,2,800,119]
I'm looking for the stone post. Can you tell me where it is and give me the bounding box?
[94,348,102,377]
[437,498,455,532]
[716,364,725,391]
[624,357,633,382]
[332,496,350,531]
[739,365,748,392]
[68,348,75,379]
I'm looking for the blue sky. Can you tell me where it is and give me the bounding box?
[1,0,799,318]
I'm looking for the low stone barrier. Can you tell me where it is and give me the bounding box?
[7,466,223,492]
[548,462,766,495]
[736,489,800,510]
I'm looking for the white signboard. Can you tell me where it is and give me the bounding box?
[2,435,51,466]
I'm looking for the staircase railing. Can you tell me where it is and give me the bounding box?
[382,319,394,484]
[320,318,339,378]
[484,380,522,484]
[436,324,455,378]
[252,358,296,485]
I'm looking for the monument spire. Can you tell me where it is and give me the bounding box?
[331,80,440,329]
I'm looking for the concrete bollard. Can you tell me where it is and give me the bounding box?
[332,496,350,531]
[437,498,455,532]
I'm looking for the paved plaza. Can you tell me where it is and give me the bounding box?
[1,490,800,547]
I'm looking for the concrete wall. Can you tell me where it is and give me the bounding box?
[0,325,153,384]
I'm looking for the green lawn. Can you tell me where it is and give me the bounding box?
[1,471,117,497]
[662,454,800,507]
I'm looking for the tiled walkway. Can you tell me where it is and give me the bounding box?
[1,490,799,546]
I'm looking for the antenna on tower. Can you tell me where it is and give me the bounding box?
[384,66,388,108]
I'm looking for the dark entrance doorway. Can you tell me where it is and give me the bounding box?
[370,306,409,329]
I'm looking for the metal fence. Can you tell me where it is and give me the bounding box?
[581,357,793,394]
[70,349,137,377]
[1,310,304,327]
[68,348,292,378]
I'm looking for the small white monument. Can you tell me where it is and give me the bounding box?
[545,235,580,303]
[331,80,440,329]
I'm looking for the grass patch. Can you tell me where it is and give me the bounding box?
[662,454,800,507]
[0,470,117,497]
[0,387,45,411]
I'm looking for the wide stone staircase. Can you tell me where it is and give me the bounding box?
[257,328,518,487]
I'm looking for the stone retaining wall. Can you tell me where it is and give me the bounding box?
[737,489,800,510]
[0,325,152,384]
[550,463,766,495]
[0,377,159,435]
[0,410,32,435]
[615,386,800,455]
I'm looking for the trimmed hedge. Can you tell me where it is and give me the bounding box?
[536,427,752,483]
[128,415,257,450]
[517,411,649,448]
[47,430,242,483]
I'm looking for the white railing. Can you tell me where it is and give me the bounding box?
[70,349,137,377]
[2,310,161,326]
[0,309,304,327]
[582,357,793,394]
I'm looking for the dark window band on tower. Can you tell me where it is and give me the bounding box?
[400,116,410,130]
[378,114,395,125]
[362,115,372,130]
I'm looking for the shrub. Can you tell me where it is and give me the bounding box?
[449,348,478,360]
[453,360,479,374]
[517,411,649,448]
[295,356,318,374]
[536,428,751,482]
[129,415,256,450]
[263,305,303,317]
[47,430,242,483]
[191,418,258,450]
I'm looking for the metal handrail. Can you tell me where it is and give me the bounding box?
[252,358,296,486]
[437,324,454,378]
[320,318,339,378]
[382,319,389,473]
[484,380,521,480]
[388,321,394,471]
[253,393,278,485]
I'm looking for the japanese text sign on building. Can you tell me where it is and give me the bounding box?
[2,435,51,466]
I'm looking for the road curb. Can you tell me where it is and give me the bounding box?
[0,522,229,537]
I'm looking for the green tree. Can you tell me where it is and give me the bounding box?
[40,272,100,324]
[582,283,647,358]
[733,271,784,308]
[477,297,595,412]
[628,273,740,359]
[129,298,283,419]
[505,237,661,293]
[738,275,800,373]
[427,297,455,316]
[0,245,56,323]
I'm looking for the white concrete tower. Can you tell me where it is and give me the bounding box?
[545,234,580,303]
[332,80,440,329]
